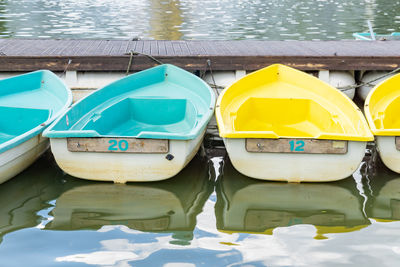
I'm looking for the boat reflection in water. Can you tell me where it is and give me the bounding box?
[215,160,370,239]
[365,159,400,222]
[0,154,64,243]
[46,156,213,245]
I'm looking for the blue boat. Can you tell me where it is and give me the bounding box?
[0,70,72,183]
[44,64,215,182]
[353,32,400,41]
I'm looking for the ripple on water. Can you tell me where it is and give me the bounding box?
[0,0,398,40]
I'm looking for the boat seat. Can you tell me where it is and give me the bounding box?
[0,106,49,142]
[381,96,400,129]
[233,97,344,137]
[81,97,197,136]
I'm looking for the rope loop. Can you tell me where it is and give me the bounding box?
[204,59,221,96]
[125,50,163,75]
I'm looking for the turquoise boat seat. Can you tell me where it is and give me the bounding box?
[81,98,197,136]
[0,106,49,143]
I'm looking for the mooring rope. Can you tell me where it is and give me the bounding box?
[203,59,222,95]
[125,50,163,75]
[126,50,134,75]
[207,59,217,89]
[337,67,400,91]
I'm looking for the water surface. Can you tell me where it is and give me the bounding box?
[1,154,400,266]
[0,0,400,40]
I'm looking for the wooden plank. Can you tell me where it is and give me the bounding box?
[96,40,119,55]
[14,39,52,55]
[150,41,159,56]
[80,40,103,56]
[134,40,144,54]
[157,40,167,56]
[178,41,190,55]
[3,39,400,57]
[118,40,131,55]
[67,137,169,153]
[0,39,15,54]
[1,39,400,71]
[57,40,85,56]
[83,40,105,55]
[198,40,221,55]
[0,55,398,71]
[172,41,182,55]
[108,40,127,56]
[164,41,175,55]
[186,41,207,55]
[1,39,33,55]
[67,40,91,56]
[125,41,138,55]
[46,39,77,55]
[246,138,348,154]
[142,41,151,54]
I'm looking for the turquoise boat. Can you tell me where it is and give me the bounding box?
[0,70,72,184]
[353,32,400,41]
[44,64,215,183]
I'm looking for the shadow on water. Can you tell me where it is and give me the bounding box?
[0,153,65,244]
[45,155,214,246]
[363,156,400,222]
[215,159,370,239]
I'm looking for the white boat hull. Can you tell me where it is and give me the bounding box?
[223,138,367,182]
[318,70,355,99]
[0,135,49,184]
[49,131,205,183]
[376,136,400,173]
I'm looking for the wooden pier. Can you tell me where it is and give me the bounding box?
[0,39,400,72]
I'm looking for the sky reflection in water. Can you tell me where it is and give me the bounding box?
[0,154,400,266]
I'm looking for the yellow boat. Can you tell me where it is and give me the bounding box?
[364,73,400,173]
[215,64,373,182]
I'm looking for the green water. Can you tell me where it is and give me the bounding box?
[0,0,399,40]
[0,152,400,266]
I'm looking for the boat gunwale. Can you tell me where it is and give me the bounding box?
[364,72,400,136]
[0,70,72,154]
[43,64,216,140]
[216,64,374,142]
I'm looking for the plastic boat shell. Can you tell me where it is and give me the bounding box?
[353,32,400,41]
[364,73,400,173]
[44,64,215,182]
[216,64,373,182]
[0,71,72,183]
